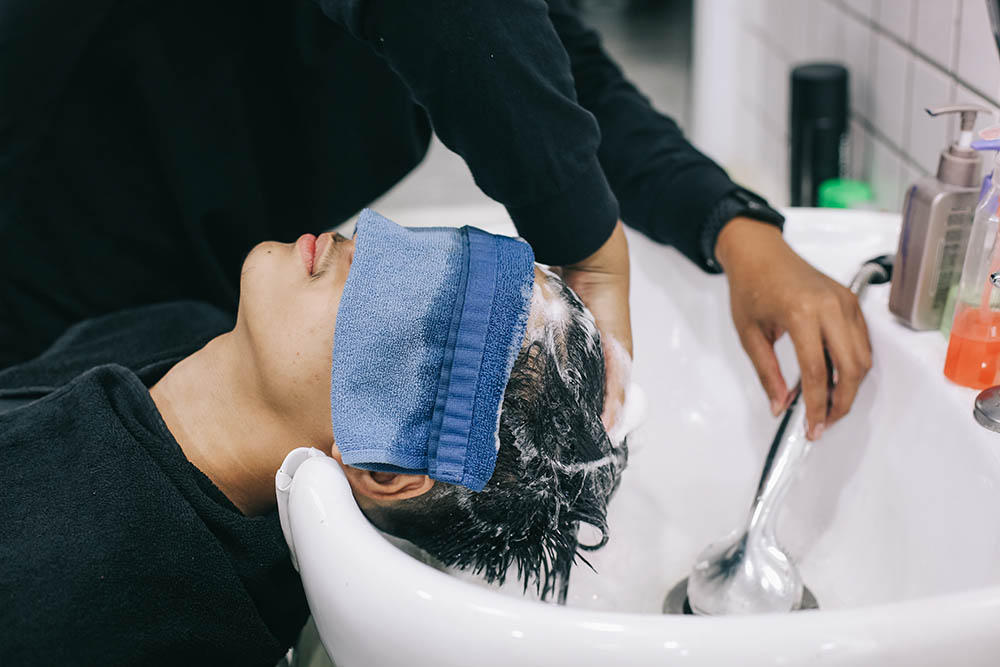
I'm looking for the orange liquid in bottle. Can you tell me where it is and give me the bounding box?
[944,307,1000,389]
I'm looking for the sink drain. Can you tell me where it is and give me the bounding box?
[662,577,819,615]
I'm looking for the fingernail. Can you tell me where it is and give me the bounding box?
[810,422,826,440]
[770,399,782,416]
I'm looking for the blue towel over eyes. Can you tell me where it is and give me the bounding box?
[330,210,535,492]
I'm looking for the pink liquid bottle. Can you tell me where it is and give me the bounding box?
[945,129,1000,388]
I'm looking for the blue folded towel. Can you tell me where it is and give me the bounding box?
[331,210,535,491]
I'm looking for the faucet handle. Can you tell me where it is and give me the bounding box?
[974,386,1000,433]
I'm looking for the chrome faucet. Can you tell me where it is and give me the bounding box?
[683,255,892,615]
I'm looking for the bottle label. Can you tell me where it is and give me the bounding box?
[931,194,977,313]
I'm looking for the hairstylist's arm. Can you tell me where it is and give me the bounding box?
[715,217,872,441]
[314,0,619,266]
[559,221,633,430]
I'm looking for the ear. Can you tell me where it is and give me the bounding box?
[341,466,435,502]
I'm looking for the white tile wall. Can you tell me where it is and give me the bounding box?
[871,137,903,210]
[783,1,811,62]
[844,0,877,21]
[957,0,1000,97]
[871,33,912,148]
[808,1,846,62]
[913,0,958,68]
[762,42,790,136]
[744,0,768,32]
[843,13,875,119]
[767,128,791,202]
[729,0,1000,211]
[908,58,954,174]
[739,32,766,117]
[849,119,873,182]
[877,0,915,43]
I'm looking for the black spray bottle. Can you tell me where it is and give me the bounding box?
[789,64,849,207]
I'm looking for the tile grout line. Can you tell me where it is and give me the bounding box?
[853,111,930,176]
[841,0,1000,105]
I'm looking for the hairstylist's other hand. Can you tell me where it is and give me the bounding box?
[559,220,633,432]
[715,217,872,441]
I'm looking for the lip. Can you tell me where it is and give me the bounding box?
[296,233,317,274]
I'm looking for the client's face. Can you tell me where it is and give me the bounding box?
[235,232,356,444]
[233,229,559,452]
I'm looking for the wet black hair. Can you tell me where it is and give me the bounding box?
[363,271,628,599]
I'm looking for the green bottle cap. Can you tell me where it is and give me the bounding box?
[817,179,874,208]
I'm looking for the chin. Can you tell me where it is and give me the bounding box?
[243,240,287,267]
[241,241,294,287]
[236,242,292,330]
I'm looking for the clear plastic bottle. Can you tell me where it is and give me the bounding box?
[944,132,1000,389]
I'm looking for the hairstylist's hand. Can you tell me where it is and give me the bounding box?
[715,217,872,441]
[559,221,633,432]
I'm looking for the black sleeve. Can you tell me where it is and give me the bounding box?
[0,0,118,213]
[310,0,619,266]
[546,1,781,271]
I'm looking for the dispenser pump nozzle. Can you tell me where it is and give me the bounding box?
[926,105,991,186]
[927,104,991,149]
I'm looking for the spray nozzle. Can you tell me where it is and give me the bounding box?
[971,126,1000,152]
[927,105,992,149]
[972,127,1000,185]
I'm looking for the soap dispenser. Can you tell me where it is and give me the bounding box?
[889,105,987,330]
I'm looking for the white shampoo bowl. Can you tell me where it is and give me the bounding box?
[279,206,1000,666]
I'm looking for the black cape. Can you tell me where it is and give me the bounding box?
[0,302,308,666]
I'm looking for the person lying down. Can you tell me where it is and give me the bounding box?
[0,210,627,666]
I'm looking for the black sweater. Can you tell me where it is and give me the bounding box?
[0,302,309,665]
[0,0,743,367]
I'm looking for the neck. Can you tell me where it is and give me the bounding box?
[149,332,322,515]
